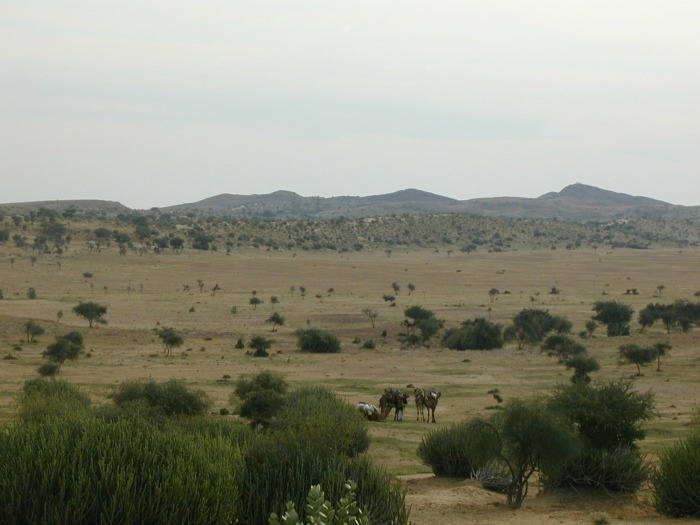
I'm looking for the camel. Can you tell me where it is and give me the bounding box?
[379,389,409,421]
[423,389,441,423]
[414,387,426,421]
[355,401,391,421]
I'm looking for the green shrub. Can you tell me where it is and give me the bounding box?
[109,379,211,418]
[232,371,288,428]
[238,435,409,525]
[544,381,655,492]
[234,370,287,399]
[652,432,700,517]
[541,446,649,492]
[270,386,370,458]
[297,328,341,353]
[417,420,494,477]
[0,417,241,524]
[16,379,92,423]
[442,318,503,350]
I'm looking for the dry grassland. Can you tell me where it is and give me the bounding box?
[1,245,699,524]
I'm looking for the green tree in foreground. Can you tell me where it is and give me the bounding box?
[72,301,108,328]
[468,400,580,509]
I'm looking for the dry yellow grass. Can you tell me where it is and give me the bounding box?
[1,244,698,524]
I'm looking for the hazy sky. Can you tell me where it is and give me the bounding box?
[2,2,699,209]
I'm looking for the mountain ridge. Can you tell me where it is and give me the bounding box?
[1,184,697,220]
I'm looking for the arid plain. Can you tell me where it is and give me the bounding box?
[1,244,699,524]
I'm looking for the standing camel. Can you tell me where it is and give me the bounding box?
[414,387,426,421]
[423,389,441,423]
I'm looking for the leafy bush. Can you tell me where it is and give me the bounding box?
[442,318,503,350]
[541,446,649,492]
[417,420,495,477]
[0,417,241,524]
[238,435,409,525]
[232,370,288,428]
[16,379,92,423]
[652,431,700,517]
[297,328,341,353]
[270,386,370,458]
[549,381,656,450]
[544,381,656,492]
[109,379,211,418]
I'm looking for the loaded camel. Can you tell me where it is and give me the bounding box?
[379,388,409,421]
[414,387,441,423]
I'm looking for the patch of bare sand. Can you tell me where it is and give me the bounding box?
[400,474,683,525]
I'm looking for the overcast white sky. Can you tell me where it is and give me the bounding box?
[2,1,699,209]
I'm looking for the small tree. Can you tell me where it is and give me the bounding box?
[23,320,45,342]
[619,344,655,376]
[270,296,279,307]
[469,400,580,508]
[488,288,499,302]
[382,294,396,307]
[249,297,263,310]
[407,283,416,295]
[249,335,273,357]
[43,331,84,373]
[72,302,108,328]
[565,355,600,385]
[361,308,378,328]
[266,312,285,332]
[592,300,633,336]
[391,282,400,295]
[541,334,586,363]
[653,342,671,372]
[156,326,184,356]
[585,320,598,338]
[504,309,571,349]
[402,306,442,345]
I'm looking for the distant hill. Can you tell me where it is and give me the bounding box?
[162,184,694,220]
[2,184,698,220]
[0,199,129,214]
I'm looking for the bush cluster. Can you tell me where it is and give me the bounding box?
[3,376,410,524]
[296,328,341,353]
[109,379,211,418]
[442,318,503,350]
[417,420,494,477]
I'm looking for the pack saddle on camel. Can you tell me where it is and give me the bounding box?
[379,388,410,421]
